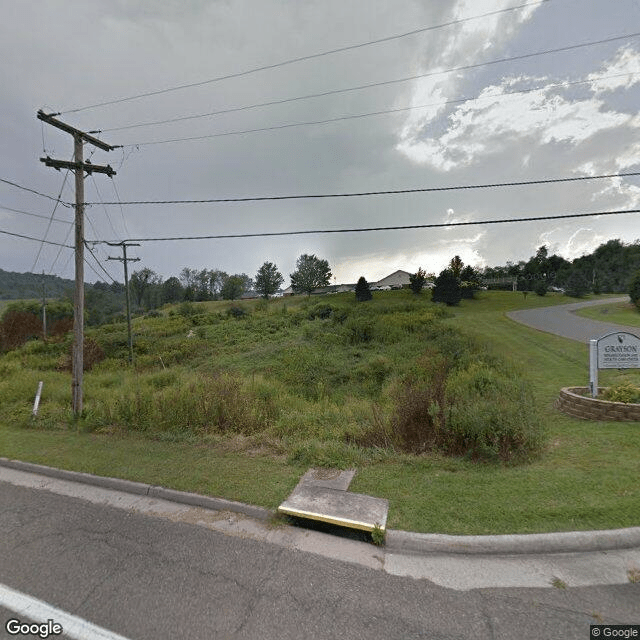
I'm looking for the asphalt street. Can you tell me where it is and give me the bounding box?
[1,476,639,640]
[507,296,638,342]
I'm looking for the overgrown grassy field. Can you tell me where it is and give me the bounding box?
[574,298,640,328]
[1,291,638,535]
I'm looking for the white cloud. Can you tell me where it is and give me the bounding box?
[399,80,633,170]
[588,46,640,94]
[398,0,544,162]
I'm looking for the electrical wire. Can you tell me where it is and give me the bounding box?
[83,171,640,206]
[89,174,121,240]
[61,0,549,115]
[83,240,117,283]
[105,208,640,244]
[0,228,73,248]
[0,177,70,205]
[101,62,638,136]
[31,168,72,272]
[110,180,130,238]
[0,203,72,226]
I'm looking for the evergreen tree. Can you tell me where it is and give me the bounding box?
[432,269,462,305]
[355,276,372,301]
[409,268,427,295]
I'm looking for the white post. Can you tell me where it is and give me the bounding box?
[589,339,598,398]
[32,381,43,417]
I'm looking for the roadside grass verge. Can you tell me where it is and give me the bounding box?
[574,299,640,328]
[1,291,639,534]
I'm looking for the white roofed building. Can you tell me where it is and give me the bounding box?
[375,270,412,289]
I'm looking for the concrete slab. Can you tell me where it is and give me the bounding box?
[292,468,356,492]
[278,484,388,532]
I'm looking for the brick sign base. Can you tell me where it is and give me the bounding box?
[556,387,640,422]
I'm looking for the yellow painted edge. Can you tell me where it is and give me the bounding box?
[277,505,385,533]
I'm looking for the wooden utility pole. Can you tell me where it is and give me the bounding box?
[41,271,47,340]
[107,242,140,364]
[37,110,116,417]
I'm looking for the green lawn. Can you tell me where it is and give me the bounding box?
[574,298,640,328]
[1,290,639,535]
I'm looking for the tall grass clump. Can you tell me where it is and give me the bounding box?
[97,372,277,436]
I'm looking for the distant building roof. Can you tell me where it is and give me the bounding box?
[375,270,412,287]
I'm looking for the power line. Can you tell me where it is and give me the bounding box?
[0,203,72,225]
[111,32,640,146]
[0,176,70,205]
[83,172,640,206]
[84,240,117,283]
[123,73,640,147]
[101,61,638,136]
[31,167,73,272]
[61,0,549,115]
[0,228,74,248]
[100,208,640,244]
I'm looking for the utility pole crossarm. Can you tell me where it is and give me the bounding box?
[40,156,116,177]
[37,110,117,152]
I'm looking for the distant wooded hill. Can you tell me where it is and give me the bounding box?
[0,269,77,300]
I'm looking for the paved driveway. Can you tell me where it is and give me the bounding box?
[507,296,639,342]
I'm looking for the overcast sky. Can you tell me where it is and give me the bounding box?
[1,0,639,286]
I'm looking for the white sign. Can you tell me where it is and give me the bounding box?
[597,332,640,369]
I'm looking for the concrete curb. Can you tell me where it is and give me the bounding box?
[385,527,640,555]
[0,458,272,522]
[2,457,639,555]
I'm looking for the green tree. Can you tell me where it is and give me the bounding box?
[129,268,160,308]
[355,276,372,302]
[254,262,284,299]
[162,277,184,304]
[564,270,589,298]
[460,265,481,299]
[290,254,332,296]
[432,269,461,305]
[449,255,464,279]
[221,273,252,300]
[629,270,640,309]
[409,268,427,295]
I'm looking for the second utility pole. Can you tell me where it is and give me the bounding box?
[107,242,140,364]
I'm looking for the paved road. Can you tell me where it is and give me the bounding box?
[1,472,639,640]
[507,296,639,342]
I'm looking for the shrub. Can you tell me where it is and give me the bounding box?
[227,306,247,318]
[345,316,374,344]
[56,337,105,372]
[178,301,197,317]
[603,383,640,404]
[386,352,544,463]
[630,270,640,309]
[444,363,544,462]
[534,281,548,296]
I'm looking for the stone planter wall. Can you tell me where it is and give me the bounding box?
[557,387,640,422]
